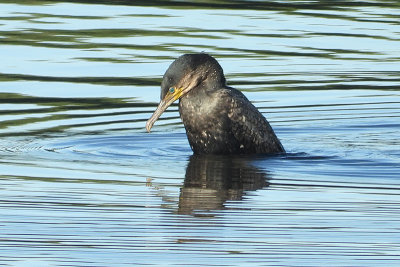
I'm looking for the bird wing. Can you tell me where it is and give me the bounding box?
[221,88,284,153]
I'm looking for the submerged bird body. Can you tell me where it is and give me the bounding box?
[146,54,284,155]
[180,87,283,154]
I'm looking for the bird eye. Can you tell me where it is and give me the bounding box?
[169,87,175,93]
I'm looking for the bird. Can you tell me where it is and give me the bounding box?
[146,53,285,155]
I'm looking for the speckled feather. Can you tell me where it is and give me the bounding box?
[180,86,284,154]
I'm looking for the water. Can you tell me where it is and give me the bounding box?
[1,1,400,266]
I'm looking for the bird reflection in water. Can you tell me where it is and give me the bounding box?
[178,155,269,216]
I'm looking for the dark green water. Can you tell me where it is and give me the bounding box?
[1,1,400,266]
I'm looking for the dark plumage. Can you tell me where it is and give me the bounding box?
[146,54,285,155]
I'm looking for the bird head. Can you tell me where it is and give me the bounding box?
[146,53,225,132]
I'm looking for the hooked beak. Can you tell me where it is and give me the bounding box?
[146,88,183,132]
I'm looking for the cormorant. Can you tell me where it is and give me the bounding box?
[146,53,285,155]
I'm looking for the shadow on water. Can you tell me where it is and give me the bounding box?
[8,0,400,11]
[178,154,269,216]
[0,92,161,138]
